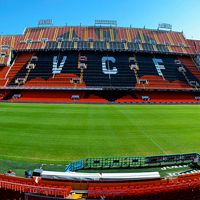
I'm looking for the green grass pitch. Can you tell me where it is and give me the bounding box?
[0,103,200,164]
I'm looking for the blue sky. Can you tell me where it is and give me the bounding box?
[0,0,199,39]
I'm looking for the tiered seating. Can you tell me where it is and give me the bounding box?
[1,169,200,199]
[0,79,8,87]
[116,94,141,103]
[9,52,87,88]
[0,66,9,86]
[88,173,200,199]
[0,35,22,53]
[25,74,86,88]
[0,66,9,79]
[13,90,109,103]
[7,52,34,85]
[135,55,198,90]
[8,52,138,88]
[0,54,9,67]
[0,24,200,103]
[0,26,193,54]
[187,39,200,54]
[0,174,72,198]
[136,75,191,89]
[0,90,9,100]
[6,52,200,92]
[15,90,84,102]
[84,53,136,88]
[135,91,198,103]
[78,94,108,103]
[178,56,200,80]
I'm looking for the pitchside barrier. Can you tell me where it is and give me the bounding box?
[65,153,199,172]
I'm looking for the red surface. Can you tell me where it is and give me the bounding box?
[1,172,200,199]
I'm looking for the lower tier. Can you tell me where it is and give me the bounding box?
[1,89,200,103]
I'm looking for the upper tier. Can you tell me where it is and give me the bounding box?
[0,26,200,55]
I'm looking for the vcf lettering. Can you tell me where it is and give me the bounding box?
[152,58,165,79]
[102,56,118,79]
[52,56,67,74]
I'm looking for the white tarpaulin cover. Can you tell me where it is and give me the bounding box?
[41,171,160,181]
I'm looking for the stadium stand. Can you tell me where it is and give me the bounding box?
[7,52,34,85]
[4,53,199,89]
[5,26,190,53]
[0,174,72,198]
[1,169,200,199]
[14,90,85,103]
[87,176,200,200]
[178,56,200,81]
[0,24,200,103]
[135,91,199,103]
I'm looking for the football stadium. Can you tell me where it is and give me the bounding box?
[1,1,200,199]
